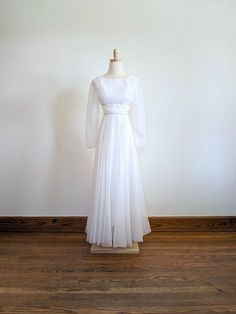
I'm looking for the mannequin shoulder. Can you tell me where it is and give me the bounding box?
[89,77,100,89]
[130,76,143,89]
[129,76,142,84]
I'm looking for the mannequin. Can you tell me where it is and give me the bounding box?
[86,49,151,254]
[100,49,130,79]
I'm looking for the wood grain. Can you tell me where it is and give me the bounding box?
[0,231,235,313]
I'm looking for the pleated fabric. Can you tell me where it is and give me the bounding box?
[85,76,151,248]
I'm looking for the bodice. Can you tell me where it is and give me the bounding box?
[93,76,134,109]
[86,74,146,148]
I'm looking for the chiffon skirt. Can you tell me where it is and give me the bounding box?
[85,112,151,248]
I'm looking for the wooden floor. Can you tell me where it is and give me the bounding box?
[0,232,235,313]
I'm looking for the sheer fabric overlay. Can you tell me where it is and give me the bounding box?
[85,75,151,248]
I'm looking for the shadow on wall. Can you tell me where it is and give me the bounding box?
[0,79,92,215]
[46,85,92,215]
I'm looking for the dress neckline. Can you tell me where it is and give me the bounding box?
[98,75,131,80]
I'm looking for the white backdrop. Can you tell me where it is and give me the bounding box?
[0,0,235,216]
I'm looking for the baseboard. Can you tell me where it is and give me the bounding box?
[0,216,235,232]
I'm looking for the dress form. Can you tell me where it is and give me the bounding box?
[100,49,129,78]
[85,49,151,254]
[89,49,143,254]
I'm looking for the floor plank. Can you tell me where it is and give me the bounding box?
[0,232,235,313]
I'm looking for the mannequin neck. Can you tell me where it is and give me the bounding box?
[104,61,128,78]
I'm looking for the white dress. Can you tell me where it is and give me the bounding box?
[85,75,151,248]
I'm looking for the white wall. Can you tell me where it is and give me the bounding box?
[0,0,235,216]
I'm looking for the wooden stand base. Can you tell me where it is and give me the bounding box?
[90,242,139,254]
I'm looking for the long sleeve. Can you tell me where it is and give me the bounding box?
[85,80,100,148]
[129,78,146,148]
